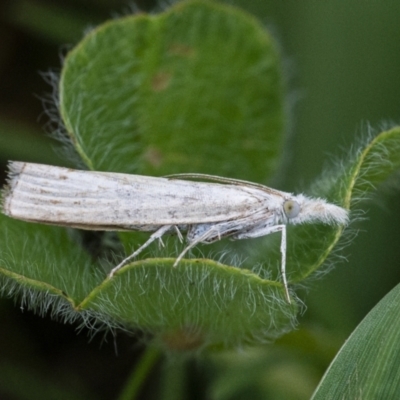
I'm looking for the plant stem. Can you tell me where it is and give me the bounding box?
[117,345,161,400]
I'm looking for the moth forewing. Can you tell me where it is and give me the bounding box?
[2,162,349,304]
[3,162,270,228]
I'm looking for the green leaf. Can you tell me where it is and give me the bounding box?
[0,212,297,347]
[82,259,297,347]
[311,282,400,399]
[59,0,285,181]
[251,126,400,285]
[0,216,101,305]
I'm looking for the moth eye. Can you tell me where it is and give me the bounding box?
[283,200,300,219]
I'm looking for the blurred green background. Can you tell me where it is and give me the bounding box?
[1,1,400,399]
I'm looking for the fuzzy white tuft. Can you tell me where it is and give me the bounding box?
[291,194,348,226]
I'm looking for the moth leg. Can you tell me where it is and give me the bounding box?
[158,236,165,248]
[108,225,172,278]
[234,225,290,304]
[174,226,184,242]
[173,227,219,268]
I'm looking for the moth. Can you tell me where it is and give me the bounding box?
[2,162,348,303]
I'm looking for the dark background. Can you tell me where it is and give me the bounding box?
[1,1,400,399]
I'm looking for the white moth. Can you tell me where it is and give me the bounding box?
[2,162,348,303]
